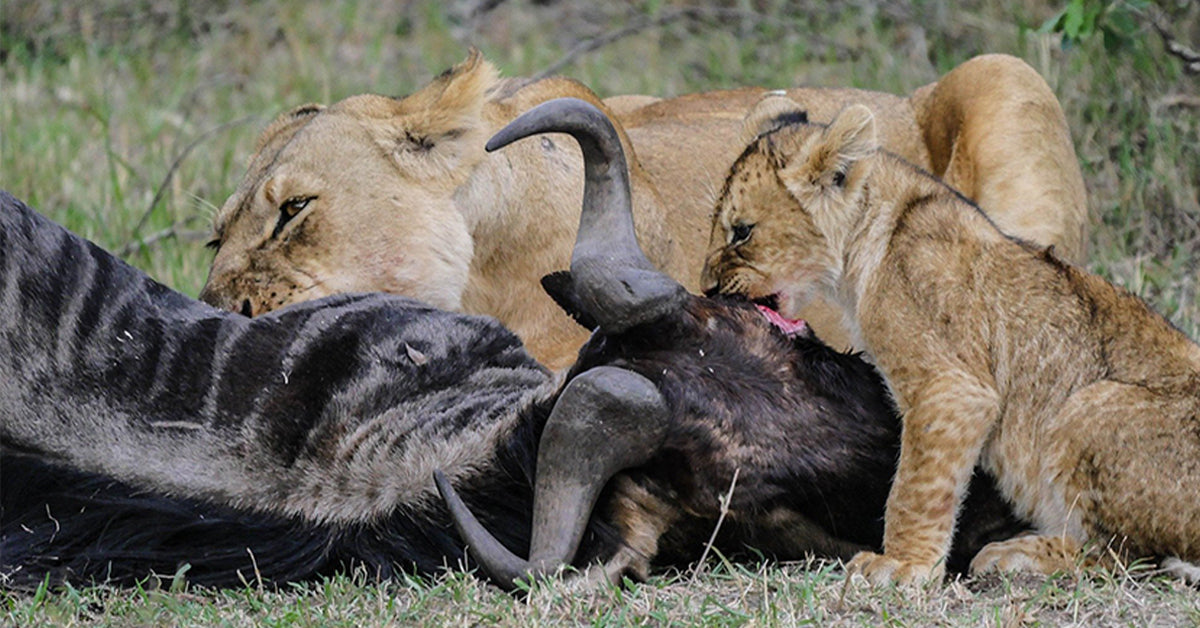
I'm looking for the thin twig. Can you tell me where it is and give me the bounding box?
[131,114,260,238]
[534,8,853,80]
[535,10,688,80]
[119,223,209,259]
[1154,94,1200,110]
[1153,20,1200,75]
[689,467,739,580]
[247,547,264,591]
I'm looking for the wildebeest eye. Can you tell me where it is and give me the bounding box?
[272,196,315,239]
[731,222,754,245]
[832,170,846,187]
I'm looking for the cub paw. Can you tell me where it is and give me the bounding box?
[969,534,1081,576]
[846,551,942,586]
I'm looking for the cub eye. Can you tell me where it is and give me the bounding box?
[832,170,847,187]
[272,196,315,239]
[731,222,754,245]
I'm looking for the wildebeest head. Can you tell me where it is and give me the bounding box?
[433,99,894,589]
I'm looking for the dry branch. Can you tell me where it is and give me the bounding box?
[119,224,209,259]
[534,7,853,80]
[1154,21,1200,75]
[131,114,260,239]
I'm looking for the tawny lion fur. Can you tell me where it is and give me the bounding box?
[201,51,1086,370]
[703,99,1200,586]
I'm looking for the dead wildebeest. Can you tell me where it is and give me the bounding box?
[442,98,1025,587]
[0,101,1020,591]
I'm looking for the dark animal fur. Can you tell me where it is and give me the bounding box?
[0,191,578,588]
[550,278,1025,575]
[1,191,1023,589]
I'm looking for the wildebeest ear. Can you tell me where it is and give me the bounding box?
[541,271,599,330]
[740,92,808,144]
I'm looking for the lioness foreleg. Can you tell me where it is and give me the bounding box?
[847,371,999,585]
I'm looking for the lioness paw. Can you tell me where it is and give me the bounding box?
[969,534,1081,576]
[846,551,941,587]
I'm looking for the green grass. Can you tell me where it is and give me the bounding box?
[5,560,1200,627]
[2,0,1199,624]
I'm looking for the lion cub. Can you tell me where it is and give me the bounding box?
[703,97,1200,585]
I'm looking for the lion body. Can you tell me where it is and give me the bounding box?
[703,102,1200,584]
[202,52,1086,369]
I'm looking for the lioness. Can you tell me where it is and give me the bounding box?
[703,98,1200,585]
[201,51,1086,369]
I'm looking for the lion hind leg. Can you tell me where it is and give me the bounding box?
[969,533,1086,576]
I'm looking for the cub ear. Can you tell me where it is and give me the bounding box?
[817,104,877,176]
[541,271,599,331]
[824,104,877,162]
[740,92,809,145]
[781,103,877,193]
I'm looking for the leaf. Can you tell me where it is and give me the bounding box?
[1105,9,1138,37]
[1039,7,1068,34]
[1063,0,1086,39]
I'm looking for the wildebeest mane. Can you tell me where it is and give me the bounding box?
[0,191,624,589]
[2,395,631,589]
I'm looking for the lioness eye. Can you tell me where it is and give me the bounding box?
[272,196,315,239]
[731,223,753,245]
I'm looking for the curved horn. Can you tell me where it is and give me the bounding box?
[486,97,688,333]
[435,366,669,589]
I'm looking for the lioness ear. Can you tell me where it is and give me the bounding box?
[351,49,499,175]
[255,103,325,154]
[740,92,809,145]
[402,49,498,137]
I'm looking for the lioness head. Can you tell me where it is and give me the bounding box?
[702,97,878,318]
[200,51,498,316]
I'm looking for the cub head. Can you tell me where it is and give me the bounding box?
[199,51,498,316]
[701,96,878,318]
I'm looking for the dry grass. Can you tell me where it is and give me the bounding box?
[2,0,1199,624]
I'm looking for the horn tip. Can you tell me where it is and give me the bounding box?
[484,134,511,153]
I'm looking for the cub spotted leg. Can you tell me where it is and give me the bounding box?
[847,371,999,585]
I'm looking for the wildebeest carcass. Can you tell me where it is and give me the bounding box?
[434,98,1024,587]
[0,100,1022,591]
